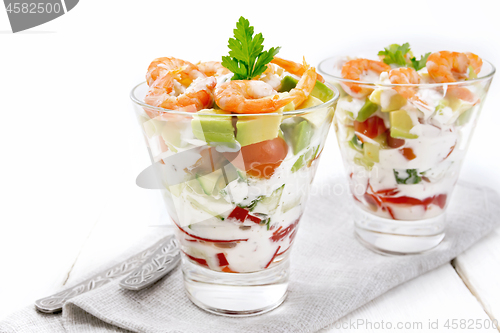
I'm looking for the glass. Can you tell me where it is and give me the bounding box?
[318,54,495,254]
[130,82,339,316]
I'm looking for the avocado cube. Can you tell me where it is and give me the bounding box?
[297,95,323,110]
[363,142,380,163]
[292,120,313,154]
[192,110,236,144]
[356,99,379,122]
[298,96,332,128]
[369,89,407,112]
[390,110,418,139]
[279,76,298,93]
[236,114,282,147]
[278,75,334,103]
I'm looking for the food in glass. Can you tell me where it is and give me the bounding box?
[130,17,338,315]
[319,43,495,254]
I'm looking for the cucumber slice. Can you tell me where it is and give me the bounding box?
[186,195,225,220]
[353,154,374,171]
[253,184,285,215]
[196,170,223,195]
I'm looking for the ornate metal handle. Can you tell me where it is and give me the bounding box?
[119,236,180,290]
[35,235,178,313]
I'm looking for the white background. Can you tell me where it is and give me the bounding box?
[1,0,499,324]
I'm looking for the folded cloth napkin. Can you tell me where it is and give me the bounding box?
[2,179,499,333]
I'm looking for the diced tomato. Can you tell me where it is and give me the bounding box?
[216,253,229,267]
[265,246,281,269]
[222,266,238,273]
[223,137,288,179]
[354,116,386,140]
[183,252,209,268]
[400,147,416,160]
[227,206,249,222]
[382,194,447,209]
[386,130,405,148]
[246,214,261,224]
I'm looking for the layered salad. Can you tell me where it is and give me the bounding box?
[327,43,489,220]
[135,17,336,273]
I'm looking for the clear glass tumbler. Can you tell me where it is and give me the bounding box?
[130,82,338,316]
[319,55,495,254]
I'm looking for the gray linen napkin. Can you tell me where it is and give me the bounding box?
[2,179,499,333]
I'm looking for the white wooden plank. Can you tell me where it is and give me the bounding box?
[454,226,500,322]
[63,184,171,287]
[321,264,497,333]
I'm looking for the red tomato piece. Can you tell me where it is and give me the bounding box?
[246,214,261,224]
[400,147,416,160]
[354,116,387,140]
[184,252,209,268]
[222,266,238,273]
[387,131,405,148]
[227,206,249,222]
[224,137,288,179]
[216,253,229,267]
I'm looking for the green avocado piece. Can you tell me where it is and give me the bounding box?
[363,142,380,163]
[292,120,313,154]
[356,99,379,122]
[279,76,334,103]
[390,110,418,139]
[236,114,282,147]
[192,110,236,145]
[369,89,407,112]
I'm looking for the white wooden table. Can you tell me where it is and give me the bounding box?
[1,0,500,331]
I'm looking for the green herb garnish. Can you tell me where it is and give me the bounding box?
[378,43,430,71]
[394,169,422,184]
[222,16,280,80]
[410,52,431,71]
[378,43,411,67]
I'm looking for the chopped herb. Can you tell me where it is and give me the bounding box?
[378,43,430,71]
[394,169,422,184]
[410,52,430,71]
[378,43,411,67]
[348,134,364,152]
[222,16,280,80]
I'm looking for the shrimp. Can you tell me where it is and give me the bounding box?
[197,61,230,77]
[388,67,430,110]
[341,59,391,97]
[146,57,205,86]
[145,70,216,111]
[465,52,483,75]
[271,56,325,83]
[445,86,479,105]
[214,80,294,114]
[288,63,318,107]
[426,51,470,83]
[215,61,318,113]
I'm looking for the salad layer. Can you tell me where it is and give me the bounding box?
[329,43,491,221]
[134,17,336,272]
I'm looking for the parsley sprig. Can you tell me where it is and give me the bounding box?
[222,17,280,80]
[378,43,430,71]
